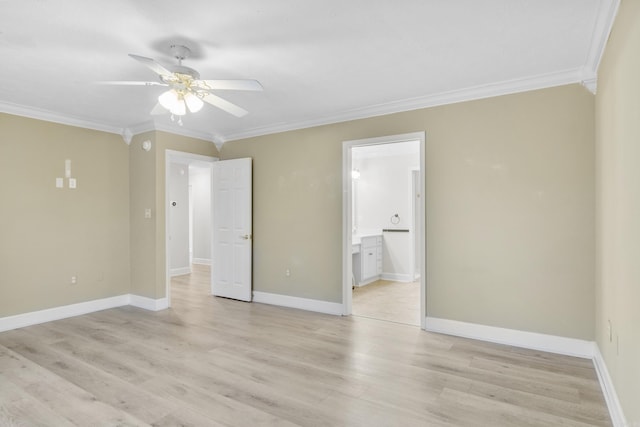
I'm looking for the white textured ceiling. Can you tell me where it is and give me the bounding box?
[0,0,617,145]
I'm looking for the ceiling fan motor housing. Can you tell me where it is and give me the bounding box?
[166,65,200,80]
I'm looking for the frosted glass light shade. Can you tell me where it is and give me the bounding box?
[169,99,186,116]
[158,89,179,110]
[184,92,204,113]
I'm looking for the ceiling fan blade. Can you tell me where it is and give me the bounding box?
[202,93,248,117]
[96,81,168,87]
[128,54,174,78]
[150,102,168,115]
[194,79,263,91]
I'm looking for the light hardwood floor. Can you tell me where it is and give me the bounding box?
[0,265,611,426]
[352,279,421,326]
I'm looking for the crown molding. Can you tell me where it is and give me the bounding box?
[0,101,123,135]
[3,0,619,149]
[217,0,622,145]
[577,0,621,95]
[118,120,219,146]
[123,120,218,145]
[153,121,217,144]
[584,0,620,79]
[125,120,156,136]
[0,63,600,149]
[0,101,218,146]
[222,68,585,142]
[581,76,598,95]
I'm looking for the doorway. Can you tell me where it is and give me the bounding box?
[342,132,426,329]
[165,150,217,307]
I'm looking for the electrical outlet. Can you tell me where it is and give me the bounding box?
[71,276,77,285]
[285,269,291,277]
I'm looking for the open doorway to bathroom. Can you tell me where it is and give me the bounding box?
[342,132,426,329]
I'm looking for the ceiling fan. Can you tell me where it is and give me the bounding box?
[102,44,263,124]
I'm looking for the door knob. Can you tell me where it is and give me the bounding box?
[240,234,252,240]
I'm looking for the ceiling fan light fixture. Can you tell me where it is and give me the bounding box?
[121,47,262,118]
[169,98,186,116]
[158,89,179,110]
[184,92,204,113]
[159,89,187,116]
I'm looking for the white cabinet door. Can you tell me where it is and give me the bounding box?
[360,236,379,282]
[362,249,378,280]
[211,158,252,301]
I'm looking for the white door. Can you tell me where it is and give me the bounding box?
[211,158,253,301]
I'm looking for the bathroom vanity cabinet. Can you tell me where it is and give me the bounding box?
[353,235,382,286]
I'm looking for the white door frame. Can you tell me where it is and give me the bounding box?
[409,168,421,281]
[342,132,426,329]
[165,149,218,307]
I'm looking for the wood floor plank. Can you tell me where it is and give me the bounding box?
[0,334,175,424]
[438,387,603,427]
[150,409,228,427]
[0,265,612,426]
[0,345,149,426]
[0,372,77,427]
[140,375,301,427]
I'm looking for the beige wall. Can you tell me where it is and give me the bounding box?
[222,84,595,340]
[0,114,217,317]
[128,131,218,299]
[129,131,157,299]
[0,114,130,316]
[595,0,640,423]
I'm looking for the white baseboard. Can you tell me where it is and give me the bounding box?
[170,267,191,277]
[252,291,343,316]
[0,295,130,333]
[0,294,170,333]
[381,272,413,282]
[354,280,373,288]
[356,275,380,287]
[425,317,626,425]
[129,295,169,312]
[192,258,211,266]
[593,345,627,427]
[425,317,594,359]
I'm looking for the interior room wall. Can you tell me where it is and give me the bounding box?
[190,166,212,264]
[595,0,640,422]
[168,163,190,274]
[130,132,219,300]
[0,114,130,316]
[129,131,157,300]
[221,83,595,340]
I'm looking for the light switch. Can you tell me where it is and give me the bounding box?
[145,208,152,219]
[56,177,64,188]
[69,178,77,189]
